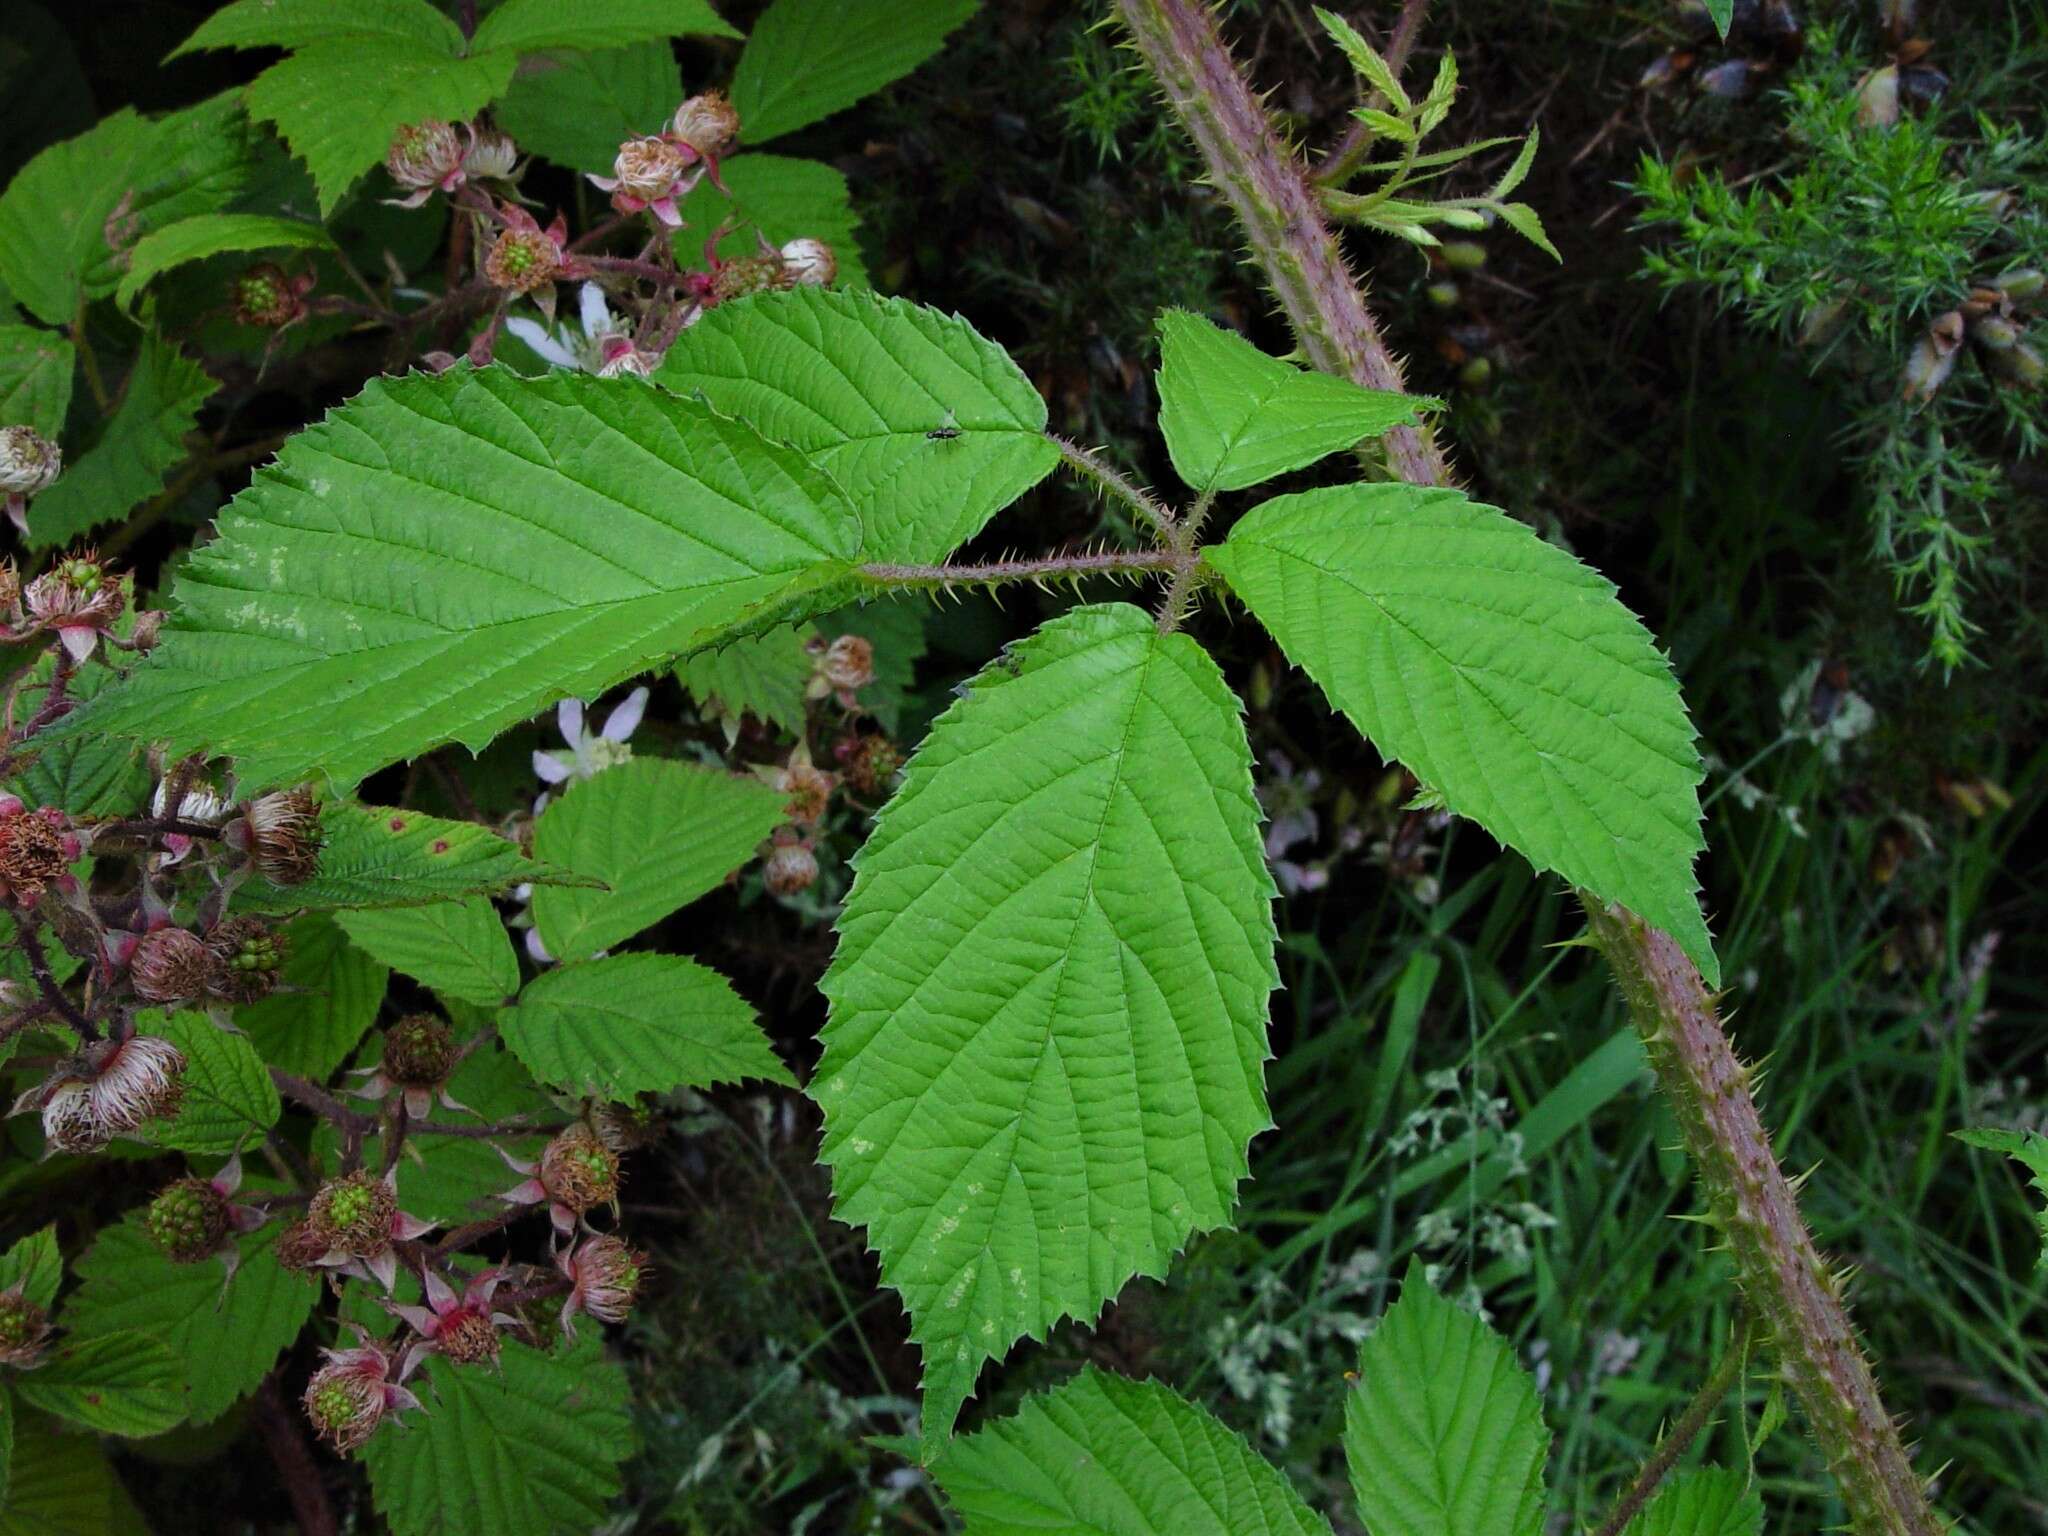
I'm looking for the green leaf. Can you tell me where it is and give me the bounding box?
[818,603,1277,1439]
[732,0,978,143]
[62,366,862,792]
[0,1227,63,1309]
[1206,483,1715,983]
[1491,200,1559,262]
[115,213,335,311]
[10,638,150,815]
[139,1008,281,1155]
[655,286,1056,562]
[1488,131,1540,202]
[471,0,737,52]
[503,952,791,1100]
[236,800,574,914]
[530,757,786,963]
[674,153,869,288]
[934,1368,1332,1535]
[0,325,75,437]
[1344,1260,1548,1536]
[336,898,518,1007]
[244,43,517,215]
[0,1415,146,1536]
[676,623,817,736]
[1154,310,1429,493]
[13,1333,187,1438]
[495,41,680,175]
[362,1336,633,1536]
[26,331,215,548]
[236,913,389,1079]
[0,1390,10,1510]
[1956,1127,2048,1269]
[1701,0,1735,41]
[0,94,253,325]
[169,0,464,58]
[1623,1469,1761,1536]
[67,1213,319,1426]
[1317,7,1409,113]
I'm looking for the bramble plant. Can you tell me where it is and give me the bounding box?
[0,0,2000,1532]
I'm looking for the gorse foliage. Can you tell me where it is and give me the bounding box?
[5,0,2012,1530]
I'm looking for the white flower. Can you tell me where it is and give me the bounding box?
[532,687,647,812]
[504,283,636,374]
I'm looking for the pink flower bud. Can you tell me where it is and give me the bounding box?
[670,91,740,160]
[462,126,519,181]
[131,926,219,1005]
[779,238,836,287]
[385,120,467,206]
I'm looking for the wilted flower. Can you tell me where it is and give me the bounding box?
[818,634,874,693]
[145,1153,265,1271]
[303,1330,422,1453]
[350,1013,469,1120]
[595,335,657,377]
[275,1216,332,1277]
[224,786,323,887]
[556,1235,647,1339]
[308,1169,434,1291]
[499,1126,620,1237]
[757,743,834,825]
[483,205,579,314]
[130,926,220,1005]
[12,1033,188,1153]
[0,1287,53,1368]
[150,773,231,866]
[589,135,697,226]
[670,90,740,162]
[24,552,125,662]
[1,426,60,536]
[0,794,80,905]
[462,126,519,181]
[204,915,288,1005]
[506,282,638,375]
[762,829,818,897]
[229,263,316,329]
[389,1267,515,1367]
[531,687,646,813]
[385,119,467,206]
[779,237,836,287]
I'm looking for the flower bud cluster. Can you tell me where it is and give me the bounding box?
[588,92,740,227]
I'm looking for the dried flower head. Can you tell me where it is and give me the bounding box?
[763,830,819,897]
[205,916,288,1005]
[349,1012,472,1120]
[83,1034,188,1133]
[0,426,61,535]
[484,206,571,297]
[26,1072,109,1155]
[0,1287,53,1367]
[229,263,315,329]
[589,135,695,226]
[462,126,519,181]
[779,237,836,287]
[0,798,76,905]
[819,635,875,693]
[303,1333,421,1453]
[775,754,836,826]
[309,1171,397,1257]
[275,1216,331,1276]
[130,926,220,1006]
[389,1268,513,1367]
[556,1234,647,1339]
[385,120,466,205]
[227,786,323,886]
[24,553,125,662]
[670,90,740,160]
[500,1127,621,1236]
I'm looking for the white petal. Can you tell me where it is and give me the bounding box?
[556,697,585,744]
[532,750,572,784]
[524,927,553,965]
[577,282,610,340]
[600,686,648,742]
[505,316,575,371]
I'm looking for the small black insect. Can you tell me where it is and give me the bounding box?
[927,410,960,441]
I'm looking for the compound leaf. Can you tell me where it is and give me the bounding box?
[502,951,792,1099]
[27,332,215,548]
[1155,310,1429,493]
[1207,484,1715,983]
[169,0,463,57]
[0,324,74,437]
[335,897,518,1007]
[654,284,1055,564]
[817,603,1277,1440]
[732,0,978,143]
[530,757,785,963]
[14,1333,187,1438]
[61,366,862,792]
[1624,1469,1761,1536]
[243,42,516,214]
[68,1212,318,1426]
[139,1008,281,1155]
[1344,1260,1548,1536]
[362,1336,633,1536]
[236,800,573,914]
[471,0,738,53]
[934,1368,1332,1536]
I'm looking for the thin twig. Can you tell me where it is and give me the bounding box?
[1592,1314,1753,1536]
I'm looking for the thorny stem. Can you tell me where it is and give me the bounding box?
[1113,0,1450,487]
[859,548,1193,593]
[1591,1313,1754,1536]
[16,921,99,1042]
[583,254,686,289]
[1049,433,1181,546]
[1115,3,1944,1531]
